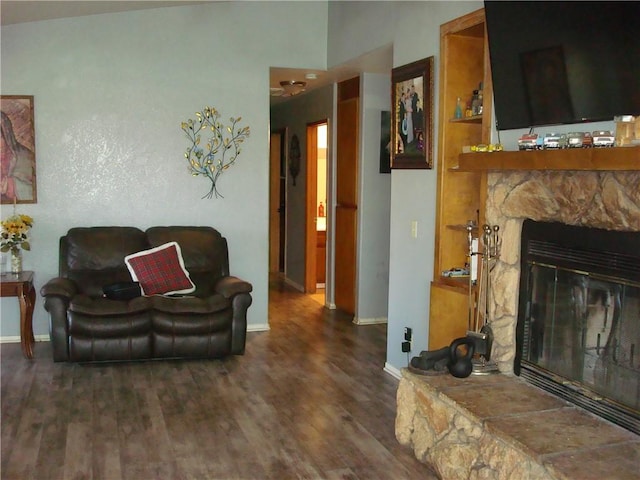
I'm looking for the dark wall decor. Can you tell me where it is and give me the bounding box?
[390,56,434,169]
[289,133,301,185]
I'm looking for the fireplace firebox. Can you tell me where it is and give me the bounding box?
[516,220,640,434]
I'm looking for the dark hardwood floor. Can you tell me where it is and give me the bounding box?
[1,278,437,480]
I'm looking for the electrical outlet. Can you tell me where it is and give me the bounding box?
[402,327,412,352]
[404,327,412,342]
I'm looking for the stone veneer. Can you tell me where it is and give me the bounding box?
[482,170,640,373]
[396,370,640,480]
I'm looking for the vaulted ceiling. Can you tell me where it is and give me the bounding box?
[1,1,392,104]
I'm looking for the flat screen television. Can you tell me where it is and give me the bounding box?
[484,1,640,130]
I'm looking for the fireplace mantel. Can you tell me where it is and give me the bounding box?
[455,146,640,171]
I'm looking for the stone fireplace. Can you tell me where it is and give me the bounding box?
[483,170,640,375]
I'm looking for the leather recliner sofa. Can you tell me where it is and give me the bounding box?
[40,226,252,362]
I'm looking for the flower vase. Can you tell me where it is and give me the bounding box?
[10,249,22,274]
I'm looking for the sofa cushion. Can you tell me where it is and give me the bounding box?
[150,294,230,314]
[61,227,149,298]
[125,242,195,296]
[152,309,233,335]
[69,294,150,316]
[146,227,229,294]
[68,310,151,337]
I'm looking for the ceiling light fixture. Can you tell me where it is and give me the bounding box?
[280,80,306,96]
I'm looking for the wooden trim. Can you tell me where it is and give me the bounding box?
[305,124,319,294]
[338,77,360,102]
[455,146,640,171]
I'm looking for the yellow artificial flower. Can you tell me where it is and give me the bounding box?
[0,214,34,253]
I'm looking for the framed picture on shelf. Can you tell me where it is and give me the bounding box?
[1,95,37,204]
[390,56,434,169]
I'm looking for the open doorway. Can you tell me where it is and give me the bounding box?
[305,121,328,305]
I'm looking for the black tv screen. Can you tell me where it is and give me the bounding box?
[485,1,640,130]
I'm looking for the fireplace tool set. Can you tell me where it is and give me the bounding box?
[408,221,502,378]
[466,220,501,375]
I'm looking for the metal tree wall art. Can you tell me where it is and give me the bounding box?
[181,106,250,198]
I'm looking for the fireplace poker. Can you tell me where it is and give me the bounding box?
[467,221,476,332]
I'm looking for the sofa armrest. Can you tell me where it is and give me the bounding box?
[40,277,79,300]
[214,276,253,299]
[40,278,78,362]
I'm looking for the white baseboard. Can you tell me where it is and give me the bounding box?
[384,362,402,380]
[247,323,270,332]
[353,316,388,325]
[0,335,49,343]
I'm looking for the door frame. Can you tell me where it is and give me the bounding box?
[269,128,287,275]
[304,120,328,293]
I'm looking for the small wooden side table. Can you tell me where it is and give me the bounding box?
[0,271,36,359]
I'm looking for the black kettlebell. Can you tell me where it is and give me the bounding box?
[449,337,475,378]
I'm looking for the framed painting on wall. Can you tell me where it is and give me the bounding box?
[390,56,434,169]
[1,95,37,204]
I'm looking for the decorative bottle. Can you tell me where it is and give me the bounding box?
[471,90,480,116]
[454,97,463,119]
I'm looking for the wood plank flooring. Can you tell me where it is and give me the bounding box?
[1,278,437,480]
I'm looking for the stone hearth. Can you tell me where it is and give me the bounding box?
[482,171,640,373]
[396,370,640,480]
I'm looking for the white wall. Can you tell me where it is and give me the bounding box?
[0,2,328,338]
[328,1,483,373]
[355,73,392,323]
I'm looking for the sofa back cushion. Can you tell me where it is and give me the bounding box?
[145,227,230,295]
[61,227,149,297]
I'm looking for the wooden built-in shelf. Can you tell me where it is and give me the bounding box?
[435,276,470,292]
[446,223,477,232]
[455,146,640,171]
[449,115,483,124]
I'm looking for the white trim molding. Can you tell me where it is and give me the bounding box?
[353,316,387,325]
[1,335,49,343]
[247,324,270,332]
[384,362,402,380]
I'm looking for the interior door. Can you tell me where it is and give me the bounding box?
[334,81,359,315]
[269,131,285,273]
[305,124,319,293]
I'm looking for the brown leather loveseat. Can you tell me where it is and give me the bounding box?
[40,226,252,362]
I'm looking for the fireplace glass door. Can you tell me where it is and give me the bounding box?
[522,263,640,415]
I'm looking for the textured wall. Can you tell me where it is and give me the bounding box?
[0,2,328,338]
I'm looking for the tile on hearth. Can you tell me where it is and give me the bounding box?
[439,376,567,419]
[486,407,639,457]
[544,441,640,480]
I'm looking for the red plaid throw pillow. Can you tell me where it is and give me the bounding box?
[124,242,195,296]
